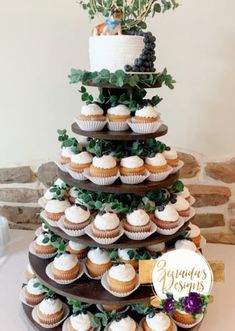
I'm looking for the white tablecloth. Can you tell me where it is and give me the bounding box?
[0,229,234,331]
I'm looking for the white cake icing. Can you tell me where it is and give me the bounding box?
[109,264,136,281]
[36,234,52,246]
[107,105,131,116]
[65,205,90,224]
[120,156,144,169]
[94,213,120,230]
[87,248,110,264]
[38,298,63,315]
[45,199,70,213]
[146,153,167,166]
[109,316,136,331]
[71,152,93,164]
[127,209,150,226]
[41,223,49,233]
[53,253,78,271]
[89,35,144,72]
[154,205,179,222]
[188,223,201,238]
[163,148,178,160]
[68,241,88,251]
[61,147,76,158]
[135,106,159,118]
[147,242,166,252]
[43,189,54,201]
[54,178,66,187]
[93,155,117,169]
[70,313,92,331]
[175,239,197,251]
[26,278,45,295]
[118,248,136,260]
[69,187,79,198]
[81,103,104,116]
[177,187,190,199]
[146,312,171,331]
[171,196,190,211]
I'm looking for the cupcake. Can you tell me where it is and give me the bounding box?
[45,199,70,221]
[85,248,112,278]
[107,105,131,122]
[173,310,200,326]
[52,253,80,281]
[124,209,151,233]
[145,153,168,174]
[146,242,167,256]
[154,205,180,230]
[37,297,64,325]
[170,196,191,217]
[67,312,94,331]
[175,239,197,252]
[66,241,89,259]
[92,212,121,239]
[42,188,55,205]
[132,106,160,123]
[187,223,201,248]
[90,155,118,177]
[163,148,179,168]
[120,156,145,176]
[108,315,137,331]
[26,263,36,280]
[69,151,93,173]
[79,103,106,122]
[68,187,79,204]
[54,178,69,192]
[34,233,56,255]
[118,248,139,270]
[107,263,137,293]
[143,311,173,331]
[177,186,191,202]
[60,146,78,164]
[101,303,126,313]
[24,278,45,305]
[64,206,91,231]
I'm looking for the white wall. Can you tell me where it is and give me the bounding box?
[0,0,234,166]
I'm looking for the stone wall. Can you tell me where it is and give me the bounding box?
[1,153,235,245]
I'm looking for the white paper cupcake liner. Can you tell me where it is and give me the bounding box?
[38,197,46,208]
[139,318,177,331]
[65,166,87,181]
[156,218,185,236]
[85,224,124,245]
[45,261,85,285]
[180,207,196,223]
[124,222,157,241]
[128,120,163,134]
[147,166,173,182]
[173,313,203,329]
[199,235,207,249]
[55,158,68,173]
[101,271,140,298]
[84,169,119,186]
[75,118,107,132]
[188,196,196,206]
[107,121,129,132]
[84,264,103,280]
[32,302,69,329]
[40,210,60,228]
[19,286,42,308]
[62,314,100,331]
[57,217,88,237]
[29,242,57,260]
[170,160,185,174]
[120,171,150,184]
[96,304,129,314]
[104,322,141,331]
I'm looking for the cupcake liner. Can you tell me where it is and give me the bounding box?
[199,236,207,249]
[104,322,141,331]
[101,271,140,298]
[84,169,119,186]
[180,207,196,223]
[124,222,157,241]
[62,314,100,331]
[96,304,129,314]
[188,196,196,206]
[45,261,85,285]
[57,217,88,237]
[38,197,46,208]
[75,118,107,132]
[139,318,177,331]
[32,302,69,329]
[147,166,173,182]
[85,224,124,245]
[65,166,87,181]
[40,210,60,228]
[55,158,68,173]
[84,264,103,280]
[29,242,57,260]
[170,160,184,174]
[173,313,203,329]
[128,120,163,134]
[19,286,37,308]
[107,121,129,132]
[120,171,150,185]
[156,218,185,236]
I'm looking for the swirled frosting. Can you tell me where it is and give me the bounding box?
[71,151,93,165]
[81,103,104,116]
[87,248,110,264]
[188,223,201,238]
[93,155,117,169]
[94,213,120,230]
[163,148,178,160]
[127,209,150,226]
[171,196,190,211]
[43,189,54,201]
[146,312,171,331]
[109,316,136,331]
[68,241,88,251]
[154,205,179,222]
[108,105,131,116]
[61,147,76,157]
[175,239,197,251]
[65,205,90,224]
[53,253,78,271]
[36,234,52,246]
[120,156,144,169]
[70,313,92,331]
[135,105,159,118]
[118,248,136,260]
[38,297,63,315]
[54,178,66,188]
[69,187,79,198]
[26,278,45,295]
[146,153,167,166]
[45,199,70,213]
[177,186,190,199]
[109,264,136,282]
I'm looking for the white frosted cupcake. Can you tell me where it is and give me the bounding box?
[79,103,106,121]
[120,156,145,176]
[66,241,89,259]
[85,248,112,278]
[26,263,36,280]
[37,297,64,325]
[107,105,131,122]
[107,263,137,293]
[132,106,160,123]
[175,239,197,252]
[60,146,78,164]
[45,199,70,221]
[68,187,79,204]
[154,205,180,230]
[143,311,173,331]
[42,188,55,205]
[54,178,69,190]
[145,153,168,174]
[34,233,56,255]
[124,209,151,233]
[163,148,179,167]
[187,223,201,248]
[177,186,193,203]
[69,151,93,173]
[109,316,137,331]
[67,312,94,331]
[118,248,138,270]
[147,242,167,255]
[171,196,190,217]
[90,155,118,177]
[64,206,91,231]
[52,253,80,281]
[24,278,45,305]
[92,213,121,239]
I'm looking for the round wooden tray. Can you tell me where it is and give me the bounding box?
[44,220,190,249]
[83,80,162,89]
[57,168,179,195]
[72,122,168,141]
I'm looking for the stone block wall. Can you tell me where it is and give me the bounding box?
[1,153,235,245]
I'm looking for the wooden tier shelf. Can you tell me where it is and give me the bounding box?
[44,220,190,249]
[72,122,168,141]
[82,81,162,89]
[57,169,179,195]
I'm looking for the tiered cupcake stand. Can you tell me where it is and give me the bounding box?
[21,83,202,331]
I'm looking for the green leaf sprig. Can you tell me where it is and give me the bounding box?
[57,129,80,154]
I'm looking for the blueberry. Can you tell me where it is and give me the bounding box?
[134,58,143,66]
[124,64,132,72]
[165,146,171,151]
[140,66,146,72]
[133,65,140,72]
[146,32,153,38]
[152,55,157,62]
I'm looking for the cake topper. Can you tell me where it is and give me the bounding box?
[92,7,123,36]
